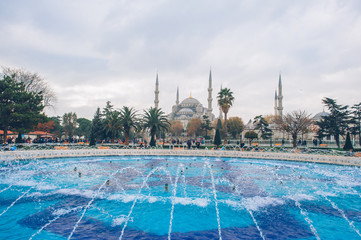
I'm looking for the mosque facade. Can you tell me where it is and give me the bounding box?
[154,71,216,128]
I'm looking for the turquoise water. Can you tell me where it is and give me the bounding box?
[0,155,361,239]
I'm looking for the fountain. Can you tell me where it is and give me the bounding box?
[0,154,361,239]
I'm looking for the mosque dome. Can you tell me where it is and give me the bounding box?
[313,111,329,121]
[180,97,200,106]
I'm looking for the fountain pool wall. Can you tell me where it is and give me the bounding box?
[0,150,361,239]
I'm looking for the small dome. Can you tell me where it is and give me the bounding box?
[180,97,200,105]
[313,111,329,121]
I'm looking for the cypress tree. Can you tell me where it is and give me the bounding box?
[317,98,350,148]
[343,132,353,151]
[89,128,96,146]
[214,129,221,147]
[91,107,104,143]
[214,118,222,147]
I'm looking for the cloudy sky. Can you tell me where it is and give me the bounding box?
[1,0,360,122]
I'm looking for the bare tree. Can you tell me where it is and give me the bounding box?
[276,110,312,148]
[1,67,56,108]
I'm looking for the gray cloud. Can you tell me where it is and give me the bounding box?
[0,0,360,121]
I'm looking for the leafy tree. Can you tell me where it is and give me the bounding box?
[0,75,44,143]
[244,131,258,145]
[343,132,353,151]
[169,121,184,136]
[317,98,350,148]
[35,120,55,133]
[119,106,140,145]
[89,129,96,146]
[48,116,64,139]
[75,118,92,140]
[187,118,203,137]
[90,107,104,144]
[62,112,78,139]
[102,101,114,117]
[213,119,225,138]
[277,110,312,148]
[217,88,234,144]
[253,115,272,140]
[227,117,244,139]
[216,118,223,130]
[350,102,361,146]
[2,67,56,108]
[200,115,213,138]
[143,107,170,147]
[104,110,121,143]
[214,119,222,147]
[214,129,222,147]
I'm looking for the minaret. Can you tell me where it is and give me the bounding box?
[176,86,179,105]
[207,69,213,118]
[277,74,283,118]
[218,84,223,119]
[154,73,159,108]
[274,90,278,116]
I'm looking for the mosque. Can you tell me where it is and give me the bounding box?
[154,71,284,130]
[154,71,216,128]
[154,71,333,143]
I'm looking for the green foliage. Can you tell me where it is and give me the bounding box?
[48,116,64,138]
[214,129,222,147]
[143,107,170,147]
[91,107,104,142]
[119,106,140,145]
[104,110,121,143]
[227,117,244,139]
[217,88,235,115]
[62,112,78,139]
[102,101,118,141]
[244,131,258,144]
[343,132,353,151]
[0,75,44,143]
[216,118,222,130]
[253,115,272,140]
[75,118,92,139]
[200,115,213,137]
[89,129,96,146]
[217,88,234,144]
[317,98,350,148]
[2,67,56,108]
[102,101,114,117]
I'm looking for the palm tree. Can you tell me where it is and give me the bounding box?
[104,110,121,143]
[217,88,234,144]
[143,107,170,147]
[119,106,140,145]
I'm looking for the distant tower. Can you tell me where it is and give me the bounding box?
[218,84,223,119]
[154,73,159,108]
[274,90,278,116]
[277,74,283,118]
[207,69,213,118]
[176,86,179,105]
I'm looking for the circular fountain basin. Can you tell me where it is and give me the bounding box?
[0,155,361,240]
